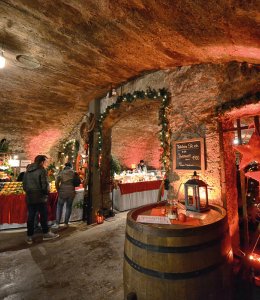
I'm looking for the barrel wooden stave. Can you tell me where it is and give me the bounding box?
[124,263,231,300]
[124,205,233,300]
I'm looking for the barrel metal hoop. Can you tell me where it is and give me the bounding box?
[124,252,230,280]
[125,231,228,253]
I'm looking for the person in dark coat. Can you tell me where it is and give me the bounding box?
[52,162,81,228]
[23,155,59,244]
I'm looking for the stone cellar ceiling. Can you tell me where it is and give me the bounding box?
[0,0,259,155]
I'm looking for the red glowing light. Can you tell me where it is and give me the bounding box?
[26,129,62,160]
[233,133,260,170]
[249,253,260,272]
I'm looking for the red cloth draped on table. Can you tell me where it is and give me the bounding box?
[0,192,58,224]
[47,192,59,221]
[118,180,162,195]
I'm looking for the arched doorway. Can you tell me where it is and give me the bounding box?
[111,102,161,170]
[98,89,171,211]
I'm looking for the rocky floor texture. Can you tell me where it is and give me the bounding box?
[0,212,127,300]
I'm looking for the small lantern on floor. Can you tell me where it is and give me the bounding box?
[184,171,209,212]
[96,210,104,224]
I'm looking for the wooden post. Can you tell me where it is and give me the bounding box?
[100,127,112,212]
[85,99,101,224]
[240,169,249,249]
[218,121,227,209]
[236,119,242,145]
[85,125,94,224]
[254,116,259,135]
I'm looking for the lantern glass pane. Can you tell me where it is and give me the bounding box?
[187,186,194,205]
[199,187,207,208]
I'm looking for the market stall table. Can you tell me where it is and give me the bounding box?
[113,180,162,211]
[0,192,58,230]
[0,189,84,230]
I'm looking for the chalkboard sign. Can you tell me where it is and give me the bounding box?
[173,138,205,171]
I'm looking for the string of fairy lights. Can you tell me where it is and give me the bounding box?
[60,139,79,165]
[97,88,171,171]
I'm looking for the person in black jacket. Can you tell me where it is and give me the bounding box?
[23,155,59,244]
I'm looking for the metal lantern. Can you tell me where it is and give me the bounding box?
[96,210,104,224]
[184,171,209,212]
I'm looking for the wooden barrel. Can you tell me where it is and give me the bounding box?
[124,203,233,300]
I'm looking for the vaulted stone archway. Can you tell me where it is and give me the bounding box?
[98,91,170,211]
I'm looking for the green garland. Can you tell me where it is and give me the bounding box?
[97,88,171,170]
[215,91,260,115]
[60,139,80,164]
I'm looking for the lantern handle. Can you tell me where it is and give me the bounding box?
[192,171,199,179]
[176,182,183,202]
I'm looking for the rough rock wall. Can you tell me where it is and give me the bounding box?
[0,134,27,159]
[111,102,161,169]
[165,62,258,247]
[99,61,259,247]
[48,115,85,163]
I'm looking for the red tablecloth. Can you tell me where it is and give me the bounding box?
[118,180,162,195]
[0,192,58,224]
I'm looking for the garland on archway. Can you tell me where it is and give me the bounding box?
[59,139,80,166]
[215,91,260,115]
[97,88,171,170]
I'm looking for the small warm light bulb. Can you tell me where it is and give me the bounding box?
[0,51,6,69]
[233,138,239,145]
[249,255,254,260]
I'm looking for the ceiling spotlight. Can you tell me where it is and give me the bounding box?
[0,51,6,69]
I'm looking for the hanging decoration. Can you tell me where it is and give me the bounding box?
[80,113,95,143]
[233,129,260,204]
[233,133,260,170]
[97,88,171,171]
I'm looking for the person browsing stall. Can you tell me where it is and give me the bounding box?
[137,160,147,173]
[23,155,59,244]
[52,162,81,228]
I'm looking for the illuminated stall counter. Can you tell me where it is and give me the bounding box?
[113,180,162,212]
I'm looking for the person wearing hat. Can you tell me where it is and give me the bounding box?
[52,162,81,228]
[23,155,59,244]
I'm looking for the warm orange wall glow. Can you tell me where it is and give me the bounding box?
[26,130,62,161]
